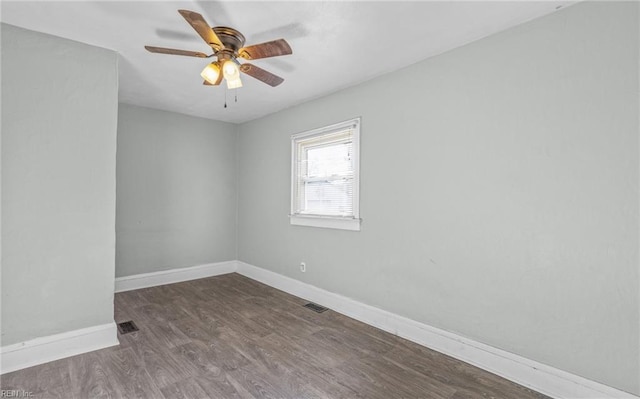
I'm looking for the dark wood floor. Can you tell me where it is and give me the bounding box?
[1,273,549,398]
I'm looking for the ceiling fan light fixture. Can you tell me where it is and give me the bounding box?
[200,62,220,84]
[222,59,242,89]
[226,76,243,89]
[222,59,241,81]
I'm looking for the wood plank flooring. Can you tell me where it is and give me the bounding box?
[1,273,549,398]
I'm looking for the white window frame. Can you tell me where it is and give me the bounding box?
[290,118,361,231]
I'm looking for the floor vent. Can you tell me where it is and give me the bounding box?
[304,303,328,313]
[117,321,139,334]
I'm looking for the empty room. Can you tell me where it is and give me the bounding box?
[1,1,638,398]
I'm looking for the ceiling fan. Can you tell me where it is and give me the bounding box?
[145,10,292,89]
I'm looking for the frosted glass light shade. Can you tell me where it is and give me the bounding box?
[226,77,243,89]
[200,63,220,84]
[222,60,240,80]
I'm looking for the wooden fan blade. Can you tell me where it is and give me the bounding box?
[145,46,209,58]
[238,39,292,60]
[178,9,224,50]
[240,63,284,87]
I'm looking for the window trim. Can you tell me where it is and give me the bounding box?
[290,117,361,231]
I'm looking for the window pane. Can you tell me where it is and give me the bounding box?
[307,142,352,178]
[304,178,353,216]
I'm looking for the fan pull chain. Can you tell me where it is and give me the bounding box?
[224,90,227,108]
[235,89,238,103]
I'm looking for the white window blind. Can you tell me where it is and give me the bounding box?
[291,118,361,231]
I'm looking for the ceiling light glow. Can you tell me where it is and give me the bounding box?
[200,62,220,84]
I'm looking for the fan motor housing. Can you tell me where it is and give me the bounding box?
[212,26,246,52]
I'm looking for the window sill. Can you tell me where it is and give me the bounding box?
[290,215,361,231]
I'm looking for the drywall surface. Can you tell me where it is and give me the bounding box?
[1,24,118,345]
[237,2,639,394]
[116,104,237,277]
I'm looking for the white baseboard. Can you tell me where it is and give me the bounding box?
[0,322,119,375]
[114,260,236,293]
[103,260,638,398]
[236,261,638,399]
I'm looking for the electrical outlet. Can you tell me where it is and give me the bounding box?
[300,262,306,273]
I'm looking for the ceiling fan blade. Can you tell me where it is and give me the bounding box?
[238,39,292,60]
[240,63,284,87]
[178,9,224,50]
[145,46,210,58]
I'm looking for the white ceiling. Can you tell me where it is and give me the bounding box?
[1,1,573,123]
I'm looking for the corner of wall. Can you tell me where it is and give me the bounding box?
[234,122,241,262]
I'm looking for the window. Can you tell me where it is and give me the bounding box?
[290,118,361,231]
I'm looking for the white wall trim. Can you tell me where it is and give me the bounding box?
[290,215,361,231]
[114,260,237,293]
[236,261,638,399]
[61,260,635,398]
[0,322,118,375]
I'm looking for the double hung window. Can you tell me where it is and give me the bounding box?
[290,118,361,231]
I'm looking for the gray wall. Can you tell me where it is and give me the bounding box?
[237,2,639,395]
[116,104,237,277]
[1,24,118,345]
